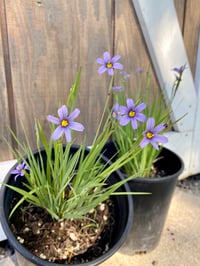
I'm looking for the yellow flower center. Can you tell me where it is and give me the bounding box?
[146,131,154,139]
[112,112,117,118]
[61,119,69,127]
[106,62,113,68]
[128,110,136,117]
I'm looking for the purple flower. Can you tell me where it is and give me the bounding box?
[135,68,145,74]
[172,64,186,81]
[172,65,186,74]
[112,86,122,91]
[96,51,123,76]
[140,117,168,150]
[120,71,130,80]
[119,98,146,129]
[47,105,84,142]
[10,161,29,181]
[112,103,121,120]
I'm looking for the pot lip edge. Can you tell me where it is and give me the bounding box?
[0,151,134,265]
[103,142,184,183]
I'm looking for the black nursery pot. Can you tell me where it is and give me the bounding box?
[0,146,134,266]
[102,142,184,254]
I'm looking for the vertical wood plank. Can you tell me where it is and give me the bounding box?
[174,0,186,32]
[190,33,200,175]
[0,37,12,161]
[183,0,200,78]
[114,0,160,99]
[5,0,113,149]
[0,1,13,161]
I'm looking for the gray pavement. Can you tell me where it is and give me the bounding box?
[1,187,200,266]
[103,187,200,266]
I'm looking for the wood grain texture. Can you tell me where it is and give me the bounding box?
[0,1,13,161]
[4,0,113,153]
[174,0,186,32]
[0,0,199,161]
[114,0,160,101]
[183,0,200,78]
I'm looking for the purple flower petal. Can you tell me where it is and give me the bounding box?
[119,116,130,126]
[112,86,122,91]
[68,108,80,121]
[172,65,186,74]
[70,122,84,131]
[149,140,159,150]
[135,68,145,74]
[107,68,114,76]
[112,54,121,63]
[126,98,134,109]
[136,113,146,122]
[135,102,146,112]
[153,123,166,133]
[113,62,123,70]
[113,103,119,110]
[64,128,72,142]
[58,105,68,120]
[154,134,168,144]
[131,119,138,129]
[120,71,130,80]
[139,138,149,148]
[119,106,127,114]
[146,117,155,130]
[47,115,60,125]
[98,65,107,74]
[120,71,131,80]
[112,103,121,120]
[96,58,105,64]
[51,126,64,140]
[108,68,114,76]
[10,169,21,175]
[103,51,111,62]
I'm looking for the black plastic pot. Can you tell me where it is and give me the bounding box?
[0,146,134,265]
[102,141,184,254]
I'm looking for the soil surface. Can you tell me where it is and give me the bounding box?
[10,200,114,264]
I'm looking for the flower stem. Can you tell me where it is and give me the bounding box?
[92,76,114,145]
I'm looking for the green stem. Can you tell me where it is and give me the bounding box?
[92,76,114,145]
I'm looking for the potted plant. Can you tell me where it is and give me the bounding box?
[0,146,134,266]
[0,52,149,265]
[101,63,185,254]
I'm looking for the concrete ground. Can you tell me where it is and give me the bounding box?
[103,188,200,266]
[0,160,200,266]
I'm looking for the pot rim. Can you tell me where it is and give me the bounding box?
[132,147,184,183]
[0,147,134,266]
[102,142,184,183]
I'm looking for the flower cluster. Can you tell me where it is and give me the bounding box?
[97,51,185,176]
[112,99,168,150]
[8,50,185,219]
[96,51,169,151]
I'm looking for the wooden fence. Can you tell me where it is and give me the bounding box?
[0,0,199,161]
